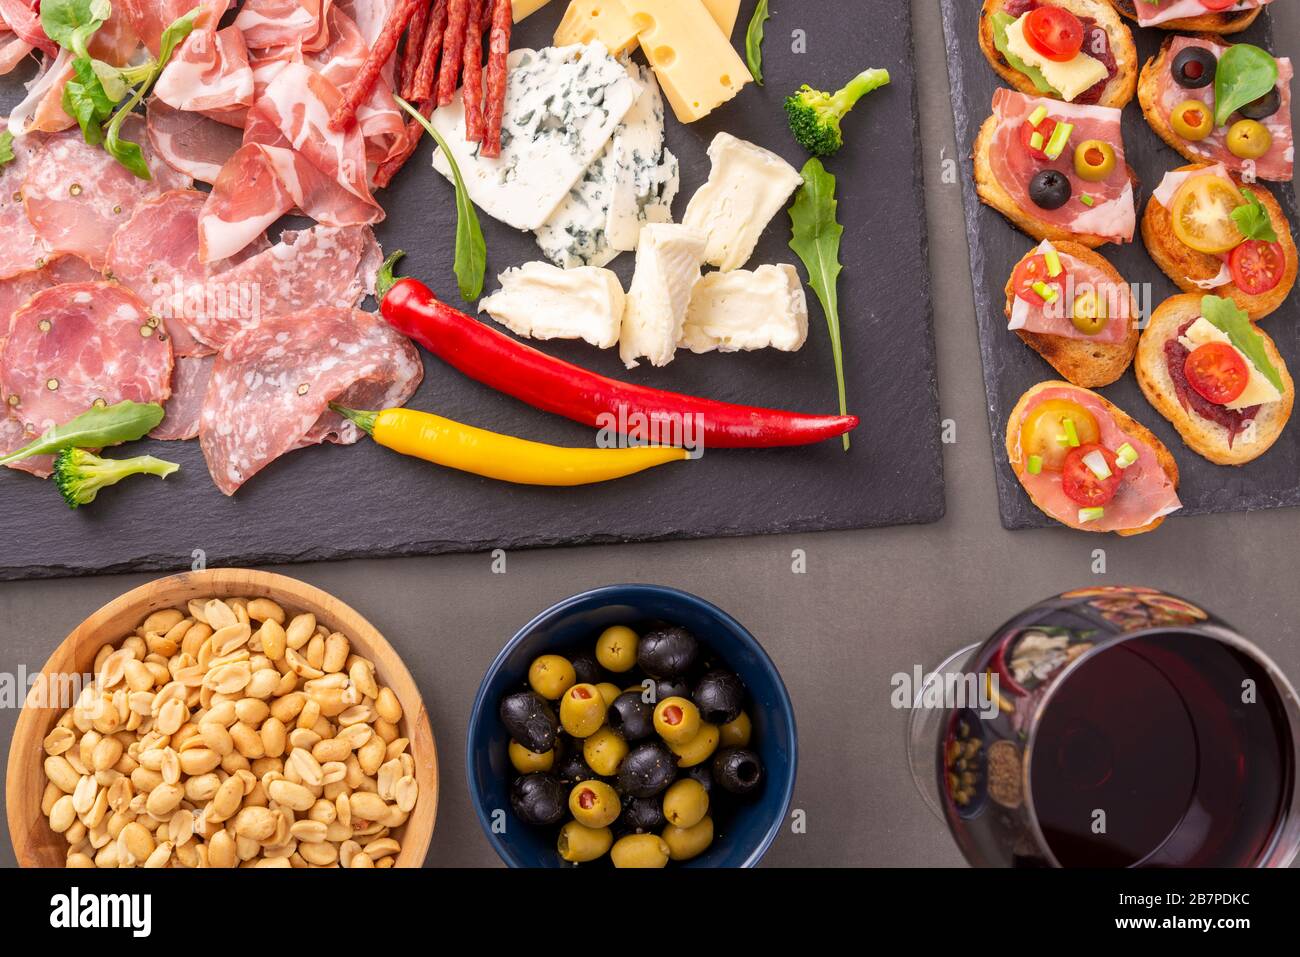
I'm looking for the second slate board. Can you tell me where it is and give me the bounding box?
[941,0,1300,530]
[0,1,944,580]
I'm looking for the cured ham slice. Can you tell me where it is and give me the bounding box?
[0,283,173,447]
[1009,240,1132,344]
[234,0,334,53]
[988,90,1135,244]
[0,132,51,280]
[120,0,223,56]
[151,354,214,441]
[1135,0,1273,27]
[155,25,256,114]
[0,0,55,57]
[0,30,33,75]
[146,100,246,185]
[200,306,422,495]
[23,119,193,269]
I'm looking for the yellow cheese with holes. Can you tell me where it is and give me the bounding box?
[554,0,641,56]
[622,0,750,123]
[512,0,554,21]
[700,0,740,36]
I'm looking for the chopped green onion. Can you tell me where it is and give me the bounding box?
[1082,449,1112,480]
[1080,194,1095,207]
[1043,121,1074,160]
[1027,454,1043,475]
[1030,131,1045,151]
[1031,280,1058,303]
[1078,506,1105,524]
[1063,417,1080,447]
[1115,443,1138,469]
[1028,105,1049,128]
[1044,247,1062,278]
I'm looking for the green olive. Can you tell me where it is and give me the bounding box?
[653,696,701,745]
[528,654,576,700]
[719,711,752,748]
[557,820,613,863]
[568,779,620,828]
[508,740,555,774]
[595,625,639,673]
[1071,289,1109,335]
[610,833,670,868]
[1170,100,1213,142]
[1226,118,1272,159]
[668,723,720,767]
[595,682,621,707]
[583,726,629,776]
[1072,139,1116,182]
[559,683,607,738]
[663,816,714,861]
[662,778,709,829]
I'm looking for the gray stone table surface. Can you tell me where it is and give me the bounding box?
[0,0,1296,867]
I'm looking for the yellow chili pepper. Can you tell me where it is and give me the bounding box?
[333,405,689,486]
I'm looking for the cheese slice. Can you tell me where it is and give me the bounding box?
[1178,317,1283,410]
[1003,14,1108,103]
[554,0,641,56]
[512,0,553,21]
[680,265,808,353]
[619,224,706,368]
[700,0,741,36]
[480,262,625,349]
[621,0,750,123]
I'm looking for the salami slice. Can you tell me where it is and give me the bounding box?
[0,409,52,477]
[151,353,214,441]
[23,117,193,269]
[0,283,173,440]
[200,307,422,495]
[0,132,51,280]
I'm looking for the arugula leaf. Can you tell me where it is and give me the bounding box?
[40,0,110,57]
[746,0,770,86]
[0,131,14,168]
[788,158,850,451]
[991,12,1057,96]
[1231,189,1278,243]
[63,57,117,146]
[1214,44,1278,127]
[395,95,488,302]
[1201,295,1283,392]
[0,401,164,466]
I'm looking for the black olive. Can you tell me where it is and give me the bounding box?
[636,626,699,678]
[617,740,678,798]
[607,691,655,741]
[570,652,603,686]
[554,745,601,784]
[683,762,715,796]
[655,678,692,702]
[510,773,567,826]
[619,795,666,833]
[713,748,764,798]
[1239,87,1281,121]
[499,691,558,753]
[1028,169,1071,210]
[692,669,746,725]
[1172,46,1216,89]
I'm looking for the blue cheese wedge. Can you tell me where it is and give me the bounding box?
[534,62,680,268]
[619,224,706,368]
[430,45,639,232]
[681,132,804,272]
[1003,14,1108,103]
[480,262,625,349]
[1178,317,1283,410]
[680,265,808,354]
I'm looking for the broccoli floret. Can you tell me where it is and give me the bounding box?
[53,448,179,509]
[785,68,891,157]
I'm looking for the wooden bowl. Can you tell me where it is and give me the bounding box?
[6,568,438,868]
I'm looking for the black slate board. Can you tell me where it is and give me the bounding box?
[941,0,1300,530]
[0,0,944,580]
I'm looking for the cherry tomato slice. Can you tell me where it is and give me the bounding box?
[1019,399,1101,472]
[1019,116,1059,161]
[1199,0,1240,10]
[1184,342,1249,405]
[1061,443,1122,508]
[1011,253,1065,306]
[1229,239,1286,296]
[1024,7,1085,63]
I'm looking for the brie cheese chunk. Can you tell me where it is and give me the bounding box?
[619,224,706,368]
[682,132,804,272]
[1004,14,1109,103]
[680,265,809,353]
[1178,317,1283,410]
[480,262,625,349]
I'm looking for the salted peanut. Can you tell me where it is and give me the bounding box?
[269,691,306,725]
[349,660,379,700]
[377,759,401,801]
[67,852,95,868]
[288,728,322,753]
[72,775,99,815]
[364,837,401,859]
[202,700,238,728]
[246,598,285,625]
[229,722,265,760]
[181,622,212,659]
[350,791,389,823]
[49,795,76,833]
[295,698,322,733]
[211,623,252,658]
[205,662,252,696]
[107,777,134,813]
[285,648,324,681]
[311,737,350,764]
[45,755,80,794]
[207,828,237,868]
[350,852,375,869]
[334,792,351,829]
[321,633,350,674]
[143,841,173,868]
[321,762,348,787]
[357,735,386,777]
[121,659,153,694]
[178,748,222,777]
[94,843,120,869]
[372,719,398,744]
[43,727,76,757]
[245,668,280,700]
[299,840,338,866]
[167,810,194,848]
[84,788,110,829]
[305,634,326,672]
[200,722,234,756]
[204,600,239,631]
[233,805,277,842]
[285,614,316,651]
[184,773,219,804]
[42,782,63,816]
[307,799,336,825]
[118,821,155,864]
[337,723,372,752]
[384,738,410,761]
[383,807,409,829]
[337,704,375,728]
[209,775,244,823]
[145,782,184,818]
[159,749,181,785]
[290,820,328,843]
[267,779,315,813]
[155,698,188,737]
[260,718,287,758]
[235,698,270,726]
[258,620,288,663]
[375,687,403,724]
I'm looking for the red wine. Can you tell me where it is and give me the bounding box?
[1029,633,1293,867]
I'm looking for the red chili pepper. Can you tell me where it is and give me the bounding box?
[380,277,860,449]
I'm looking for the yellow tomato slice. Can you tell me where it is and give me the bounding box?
[1019,399,1101,472]
[1170,174,1246,255]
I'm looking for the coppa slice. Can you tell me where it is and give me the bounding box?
[146,100,246,186]
[200,307,422,495]
[151,354,214,441]
[1006,381,1181,534]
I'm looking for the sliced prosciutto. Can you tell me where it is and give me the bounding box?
[147,100,246,185]
[0,29,33,74]
[0,283,173,443]
[151,354,214,441]
[1153,37,1293,182]
[1009,240,1133,344]
[1011,386,1181,532]
[0,0,55,57]
[1133,0,1273,27]
[200,306,422,495]
[0,132,51,280]
[988,89,1135,244]
[23,118,193,269]
[154,24,256,114]
[234,0,334,53]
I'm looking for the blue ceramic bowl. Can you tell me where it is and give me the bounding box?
[467,584,797,868]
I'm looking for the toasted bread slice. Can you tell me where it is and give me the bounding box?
[1136,293,1294,465]
[1003,242,1139,387]
[1006,380,1180,535]
[979,0,1137,108]
[1108,0,1261,34]
[974,116,1139,248]
[1141,164,1297,320]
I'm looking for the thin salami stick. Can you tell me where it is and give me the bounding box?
[399,1,433,97]
[462,0,487,143]
[409,0,450,102]
[480,0,512,158]
[330,0,420,132]
[374,100,436,190]
[435,0,471,107]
